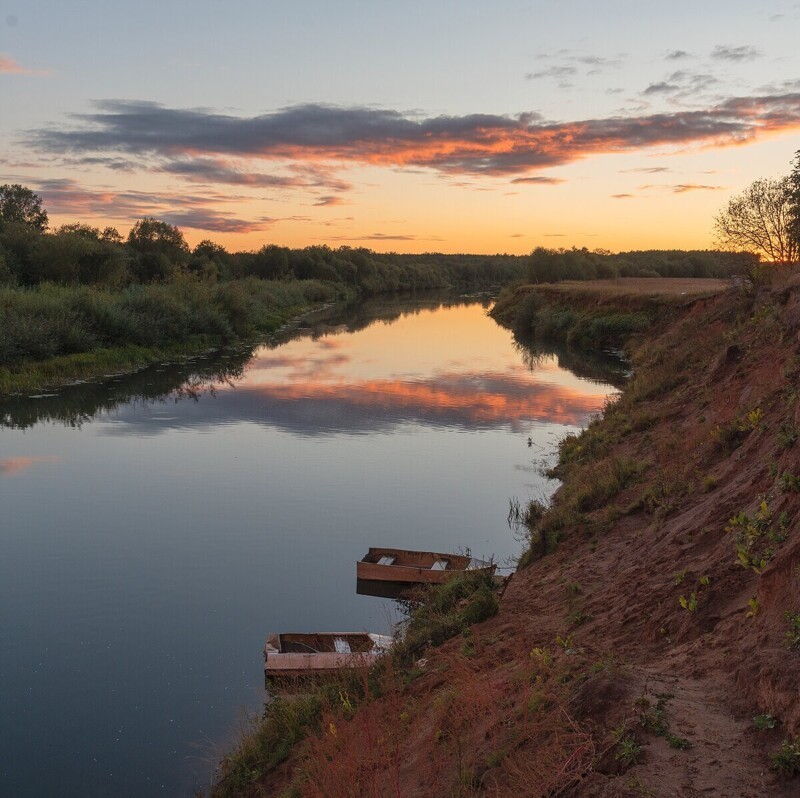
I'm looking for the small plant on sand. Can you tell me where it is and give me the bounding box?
[779,471,800,492]
[556,632,575,650]
[784,611,800,651]
[777,421,799,449]
[701,475,718,492]
[770,738,800,777]
[727,499,786,574]
[743,407,765,431]
[679,593,698,612]
[639,693,672,736]
[746,597,760,619]
[754,714,777,730]
[616,734,643,767]
[666,733,692,750]
[674,569,687,585]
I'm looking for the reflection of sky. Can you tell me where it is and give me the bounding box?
[0,301,617,797]
[105,304,613,436]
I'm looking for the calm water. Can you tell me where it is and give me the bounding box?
[0,296,619,797]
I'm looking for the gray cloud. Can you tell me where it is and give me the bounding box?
[665,50,692,60]
[31,177,266,232]
[26,93,800,179]
[526,65,577,80]
[711,45,762,61]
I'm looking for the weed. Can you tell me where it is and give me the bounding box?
[666,733,692,750]
[770,739,800,777]
[777,421,799,449]
[568,609,590,627]
[784,612,800,651]
[556,633,575,650]
[699,575,710,587]
[744,407,765,430]
[674,569,687,586]
[754,714,777,730]
[701,475,718,492]
[679,593,698,612]
[392,570,500,665]
[710,420,748,452]
[779,471,800,492]
[746,597,760,619]
[727,499,784,574]
[639,694,670,736]
[616,735,643,767]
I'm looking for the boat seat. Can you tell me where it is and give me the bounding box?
[377,555,396,566]
[431,559,449,570]
[333,637,351,654]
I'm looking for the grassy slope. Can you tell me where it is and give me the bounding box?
[217,277,800,797]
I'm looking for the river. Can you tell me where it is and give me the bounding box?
[0,295,621,797]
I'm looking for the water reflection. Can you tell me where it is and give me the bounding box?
[0,294,623,798]
[0,295,624,438]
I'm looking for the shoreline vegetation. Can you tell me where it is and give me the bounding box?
[210,274,800,796]
[0,186,757,395]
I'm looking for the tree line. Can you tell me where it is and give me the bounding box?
[0,185,527,293]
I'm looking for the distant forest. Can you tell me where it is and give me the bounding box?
[0,183,760,377]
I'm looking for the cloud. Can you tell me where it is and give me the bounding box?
[620,167,670,174]
[319,232,444,243]
[665,50,691,60]
[711,45,761,61]
[668,183,723,193]
[644,81,681,95]
[643,70,718,98]
[611,193,635,199]
[159,157,351,192]
[639,183,723,193]
[510,176,564,185]
[31,178,267,232]
[313,195,348,206]
[526,65,577,80]
[0,53,45,75]
[27,93,800,180]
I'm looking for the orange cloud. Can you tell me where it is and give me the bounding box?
[31,94,800,179]
[0,455,59,477]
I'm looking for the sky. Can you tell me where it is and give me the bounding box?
[2,0,800,254]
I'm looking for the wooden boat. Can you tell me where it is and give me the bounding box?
[264,632,392,678]
[357,547,495,598]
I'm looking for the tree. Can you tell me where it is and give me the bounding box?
[0,184,48,231]
[714,177,797,266]
[127,217,189,282]
[788,151,800,252]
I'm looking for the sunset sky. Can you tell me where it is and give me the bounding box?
[2,0,800,253]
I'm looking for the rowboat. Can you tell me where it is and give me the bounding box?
[357,547,495,598]
[264,632,392,679]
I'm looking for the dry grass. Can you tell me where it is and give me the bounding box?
[540,277,729,298]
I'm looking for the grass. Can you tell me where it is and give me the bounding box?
[212,571,502,796]
[392,570,500,666]
[0,278,345,393]
[771,739,800,777]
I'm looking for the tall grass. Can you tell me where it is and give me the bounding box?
[0,279,341,368]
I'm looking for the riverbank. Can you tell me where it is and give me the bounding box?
[0,278,346,394]
[216,276,800,796]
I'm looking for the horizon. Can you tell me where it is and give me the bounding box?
[3,0,800,254]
